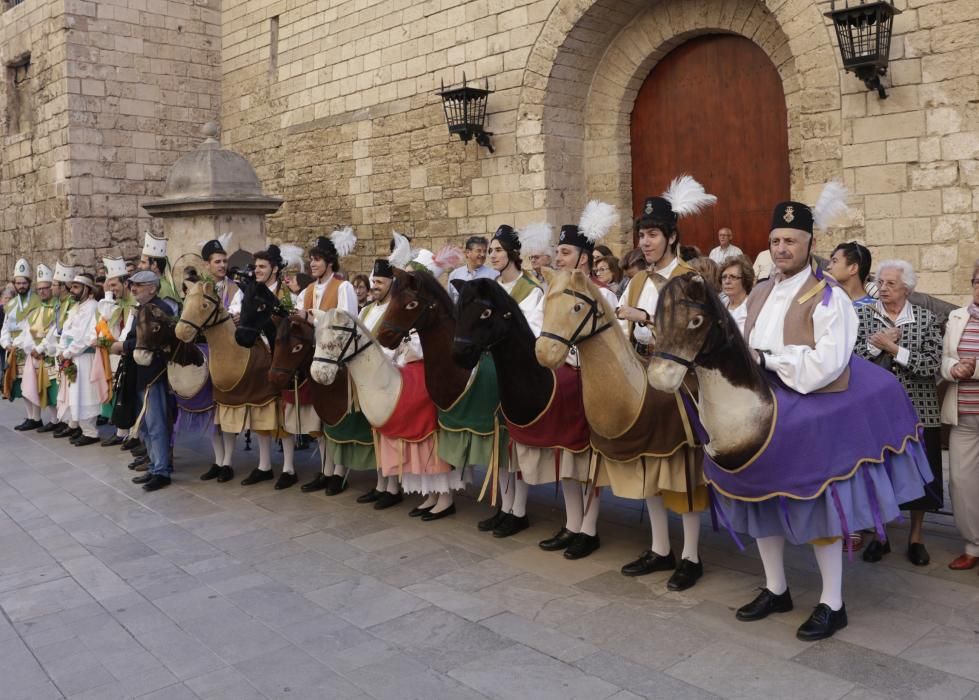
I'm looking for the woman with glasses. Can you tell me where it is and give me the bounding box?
[939,260,979,572]
[720,256,754,332]
[594,256,625,298]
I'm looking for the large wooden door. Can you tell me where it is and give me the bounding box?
[631,34,789,258]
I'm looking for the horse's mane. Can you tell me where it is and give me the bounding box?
[467,278,535,343]
[405,269,456,317]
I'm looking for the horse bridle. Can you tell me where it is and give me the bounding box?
[312,324,374,368]
[176,291,229,334]
[539,288,614,349]
[649,298,722,371]
[452,302,510,353]
[269,318,314,378]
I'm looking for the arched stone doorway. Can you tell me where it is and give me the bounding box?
[630,34,790,257]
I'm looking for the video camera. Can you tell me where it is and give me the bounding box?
[229,264,257,285]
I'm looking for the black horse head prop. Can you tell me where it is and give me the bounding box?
[235,275,289,349]
[450,278,524,370]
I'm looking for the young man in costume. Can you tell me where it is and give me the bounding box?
[54,273,102,446]
[138,232,180,305]
[18,264,60,432]
[228,244,296,318]
[97,257,138,447]
[613,177,714,592]
[2,258,42,429]
[202,234,239,310]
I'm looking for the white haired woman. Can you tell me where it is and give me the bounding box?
[940,260,979,571]
[853,259,943,566]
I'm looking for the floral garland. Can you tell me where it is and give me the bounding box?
[58,357,77,383]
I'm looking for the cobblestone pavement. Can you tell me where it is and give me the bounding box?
[0,401,977,700]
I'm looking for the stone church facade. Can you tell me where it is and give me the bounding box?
[2,0,977,300]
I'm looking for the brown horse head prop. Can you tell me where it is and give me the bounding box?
[176,280,228,343]
[376,268,453,349]
[535,268,616,369]
[268,316,315,390]
[134,303,203,368]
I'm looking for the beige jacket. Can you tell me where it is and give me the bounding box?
[940,307,979,426]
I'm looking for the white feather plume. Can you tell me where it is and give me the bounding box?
[279,244,304,272]
[330,226,357,258]
[578,201,620,244]
[218,232,234,251]
[663,175,717,218]
[388,231,412,269]
[813,180,849,231]
[517,222,553,256]
[433,245,464,272]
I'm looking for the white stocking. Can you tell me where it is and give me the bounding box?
[645,496,671,556]
[580,483,600,536]
[257,433,272,471]
[681,512,702,563]
[320,438,336,476]
[385,475,400,494]
[419,494,439,509]
[813,539,844,611]
[375,469,386,491]
[511,478,529,518]
[756,535,787,595]
[210,431,224,466]
[115,426,127,438]
[432,491,454,513]
[221,432,236,467]
[499,471,516,514]
[281,435,296,474]
[25,400,40,421]
[562,480,583,533]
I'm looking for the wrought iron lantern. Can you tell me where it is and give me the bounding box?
[438,74,494,153]
[825,0,902,98]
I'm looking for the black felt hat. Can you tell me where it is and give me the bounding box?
[637,196,678,230]
[201,239,226,261]
[771,201,813,235]
[310,235,338,259]
[491,225,521,252]
[372,258,394,278]
[557,224,592,253]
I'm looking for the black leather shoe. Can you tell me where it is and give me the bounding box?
[421,504,456,521]
[301,474,329,493]
[539,527,577,551]
[357,488,382,504]
[132,473,153,484]
[621,550,676,577]
[200,464,222,481]
[736,588,794,621]
[53,425,76,439]
[324,474,347,496]
[493,513,529,538]
[128,456,149,470]
[667,558,703,591]
[564,533,600,560]
[908,542,930,566]
[796,603,847,641]
[121,437,141,451]
[36,421,59,433]
[862,539,890,563]
[241,468,274,486]
[275,472,298,490]
[15,418,42,431]
[143,475,171,492]
[374,491,403,510]
[72,435,100,447]
[478,508,506,532]
[131,445,147,458]
[216,466,234,483]
[101,434,125,447]
[409,504,434,518]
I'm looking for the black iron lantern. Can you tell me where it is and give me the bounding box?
[438,74,494,153]
[825,0,902,98]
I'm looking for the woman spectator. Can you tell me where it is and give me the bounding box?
[854,260,943,566]
[940,259,979,570]
[720,256,754,332]
[351,274,371,310]
[594,256,625,298]
[592,245,614,268]
[827,241,874,308]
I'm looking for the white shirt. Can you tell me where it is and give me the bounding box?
[57,298,98,360]
[499,275,544,337]
[620,256,680,345]
[0,293,33,350]
[709,244,744,264]
[864,300,913,367]
[447,264,496,303]
[728,301,748,335]
[746,266,857,394]
[362,300,397,362]
[299,274,358,319]
[753,250,775,281]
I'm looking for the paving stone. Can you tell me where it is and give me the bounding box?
[304,575,430,628]
[180,610,294,665]
[481,611,599,662]
[0,637,67,700]
[403,581,506,622]
[575,650,718,698]
[341,652,490,700]
[233,644,363,699]
[0,575,96,621]
[277,614,398,671]
[132,622,227,680]
[185,666,268,700]
[900,626,979,683]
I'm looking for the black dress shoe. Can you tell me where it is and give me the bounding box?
[36,421,59,433]
[200,464,222,481]
[53,425,76,439]
[14,418,42,431]
[324,474,348,496]
[72,435,100,447]
[621,549,676,577]
[275,472,298,490]
[421,504,456,521]
[667,558,703,591]
[374,491,404,510]
[101,434,125,447]
[131,445,147,458]
[539,527,577,551]
[121,437,141,451]
[409,504,434,518]
[564,533,600,560]
[301,474,329,493]
[241,468,274,486]
[128,455,149,470]
[357,488,382,504]
[862,539,890,563]
[216,466,234,483]
[143,475,172,492]
[736,588,794,621]
[478,508,506,532]
[132,473,153,484]
[908,542,930,566]
[796,603,847,641]
[493,513,529,538]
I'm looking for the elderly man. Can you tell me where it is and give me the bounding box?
[1,258,42,428]
[708,227,744,264]
[138,232,180,304]
[447,235,495,303]
[54,273,102,446]
[19,264,61,431]
[125,270,175,492]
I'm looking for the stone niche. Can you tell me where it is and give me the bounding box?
[142,122,282,273]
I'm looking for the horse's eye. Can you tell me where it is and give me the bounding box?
[151,323,160,332]
[258,304,266,311]
[573,303,583,312]
[688,316,704,330]
[406,300,419,310]
[291,343,303,353]
[480,309,492,320]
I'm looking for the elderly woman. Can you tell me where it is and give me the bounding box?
[940,260,979,570]
[854,260,943,566]
[720,255,754,332]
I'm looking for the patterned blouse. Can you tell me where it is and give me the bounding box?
[957,316,979,415]
[854,302,942,427]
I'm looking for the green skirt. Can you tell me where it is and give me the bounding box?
[324,411,376,471]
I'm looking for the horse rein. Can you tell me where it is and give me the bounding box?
[649,297,723,371]
[312,324,374,368]
[539,288,614,349]
[176,292,230,335]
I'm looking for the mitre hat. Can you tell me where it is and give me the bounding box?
[35,264,53,284]
[103,256,128,280]
[13,258,31,280]
[142,232,168,258]
[53,261,74,283]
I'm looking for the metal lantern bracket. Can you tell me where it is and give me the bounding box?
[825,0,902,99]
[437,73,495,153]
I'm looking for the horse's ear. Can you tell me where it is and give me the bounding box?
[649,273,669,294]
[540,267,555,286]
[449,279,466,296]
[687,274,708,300]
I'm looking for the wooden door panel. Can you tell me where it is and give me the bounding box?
[630,34,789,259]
